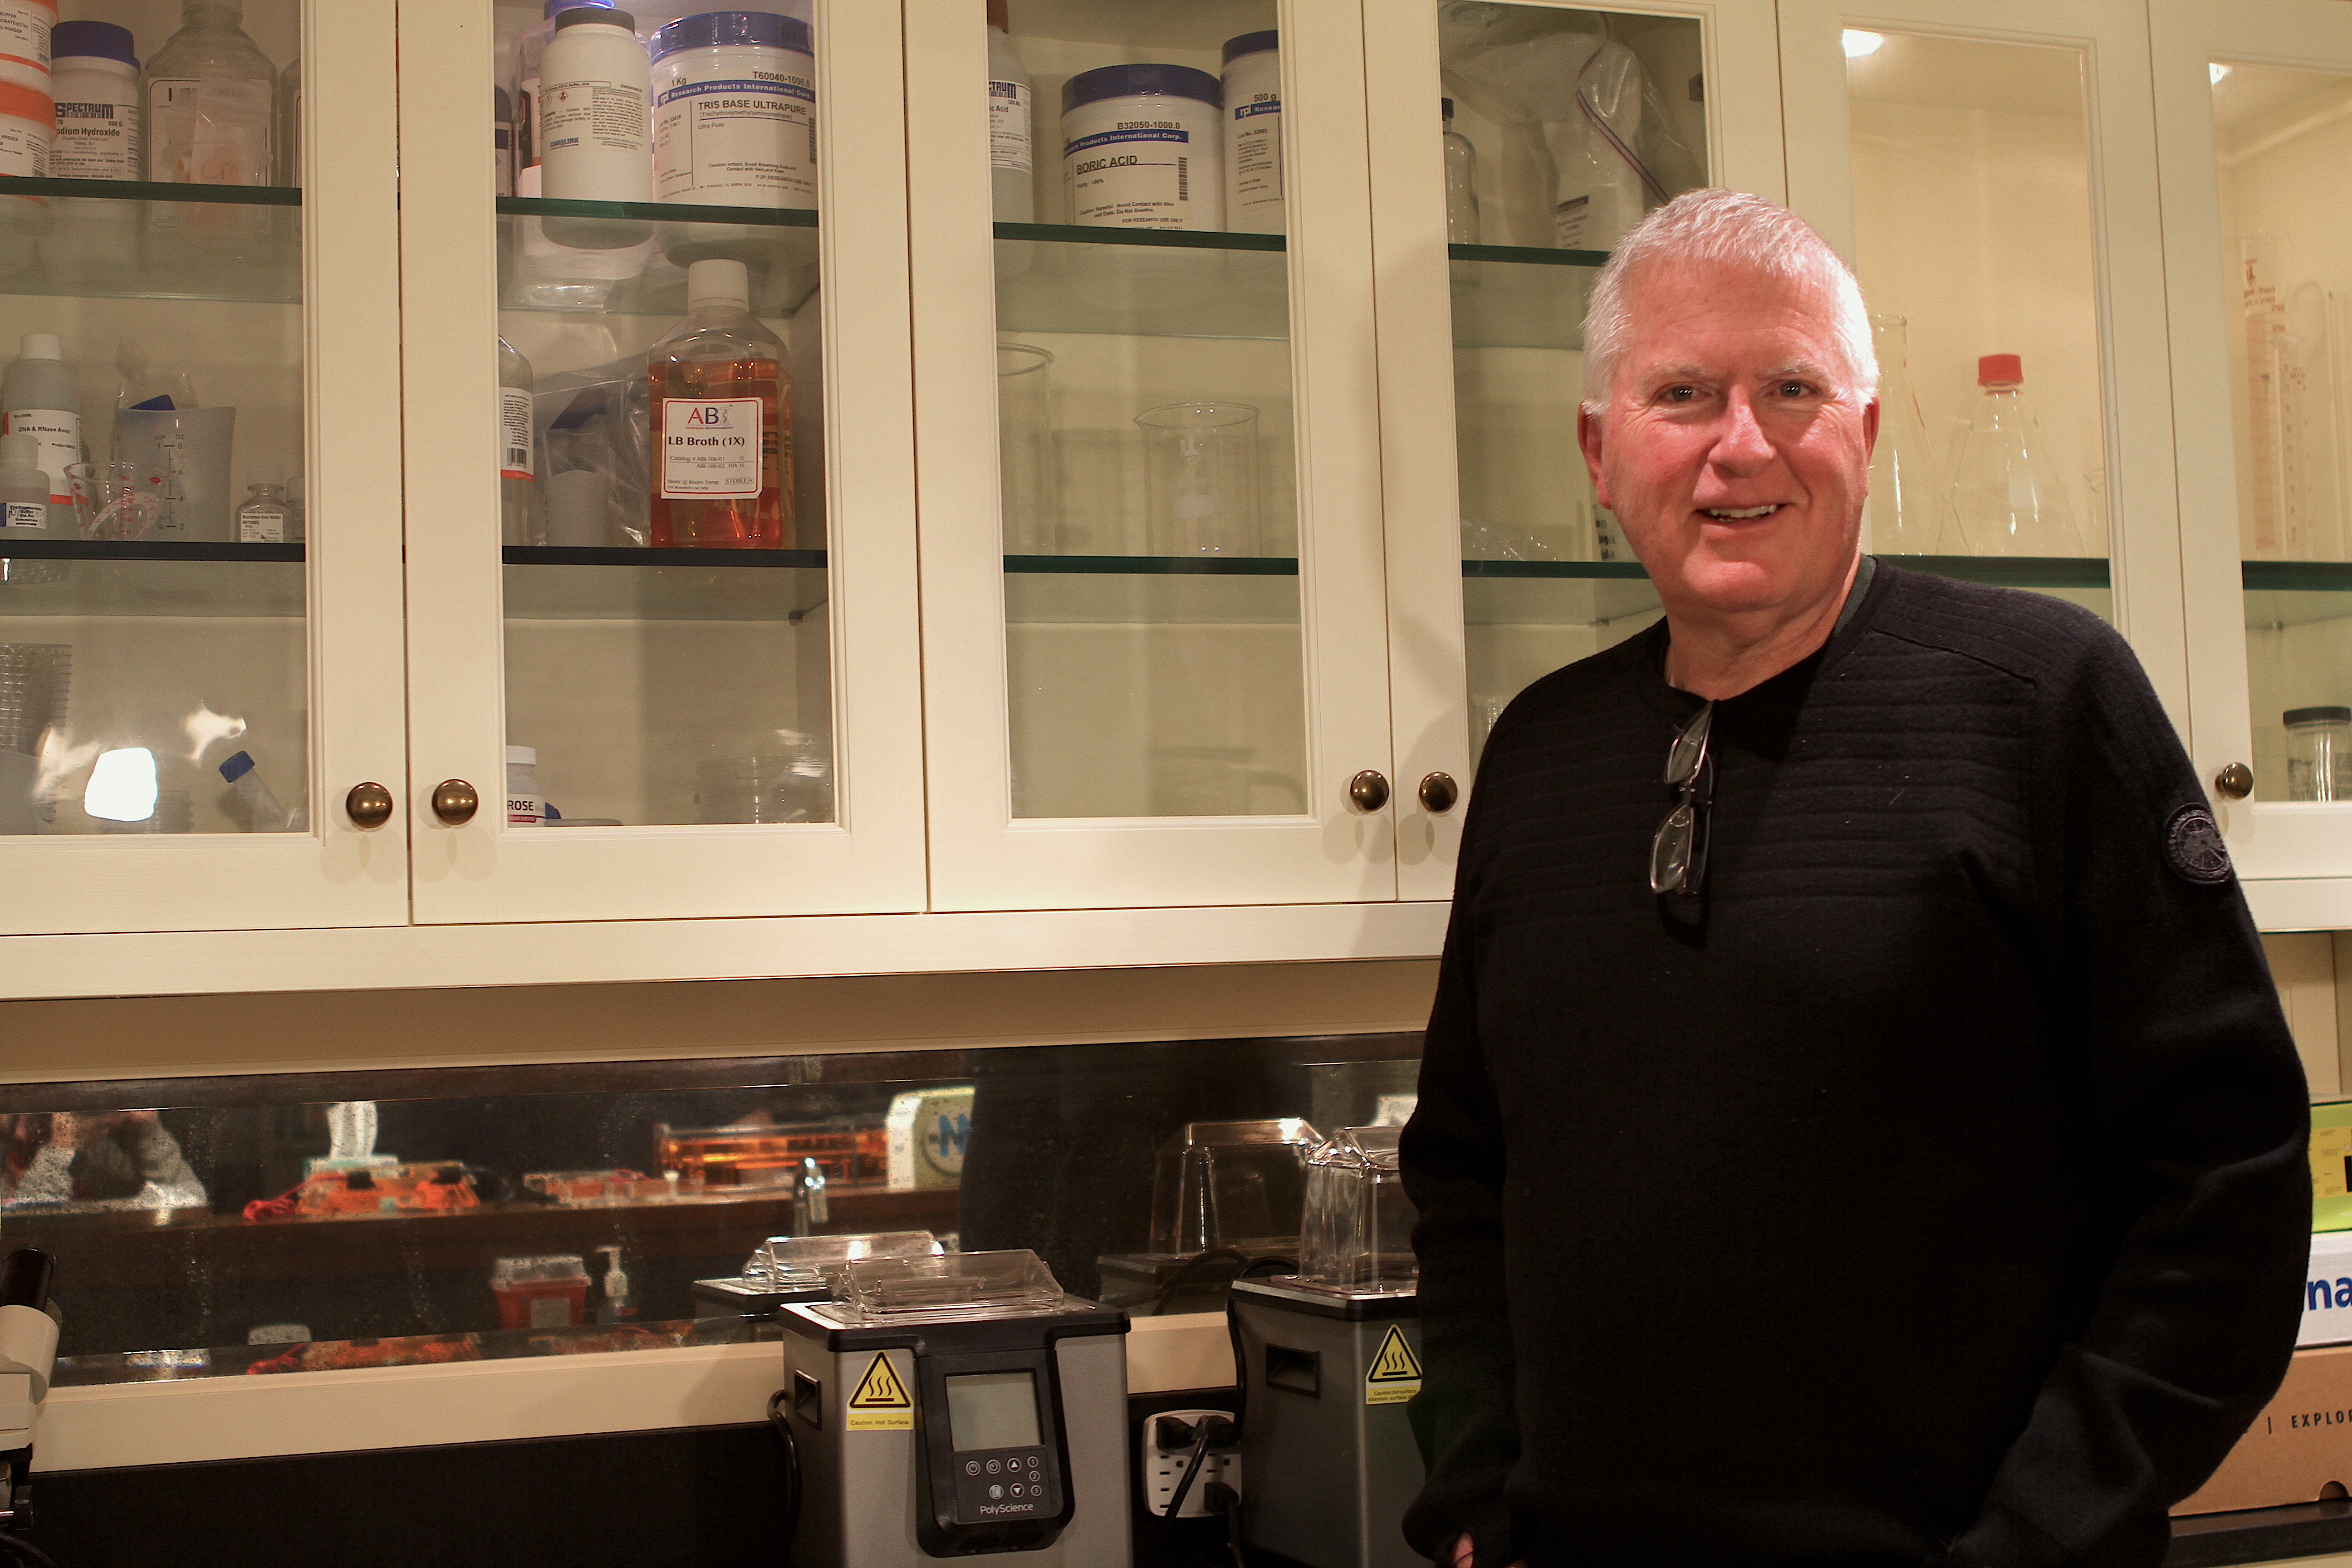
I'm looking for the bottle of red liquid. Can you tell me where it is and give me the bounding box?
[648,258,792,548]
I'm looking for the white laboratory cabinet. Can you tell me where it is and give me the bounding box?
[1,0,2347,1003]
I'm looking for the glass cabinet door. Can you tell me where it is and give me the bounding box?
[909,0,1398,911]
[1361,0,1784,899]
[0,0,409,938]
[2152,0,2352,886]
[1779,0,2186,718]
[397,0,926,924]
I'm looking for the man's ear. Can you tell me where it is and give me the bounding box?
[1577,403,1611,510]
[1862,396,1881,464]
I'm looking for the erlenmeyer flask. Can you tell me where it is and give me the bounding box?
[1940,353,2089,557]
[1864,315,1938,554]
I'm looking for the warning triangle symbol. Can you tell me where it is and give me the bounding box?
[848,1352,913,1409]
[1367,1325,1423,1383]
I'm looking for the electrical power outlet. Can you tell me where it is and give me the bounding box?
[1140,1408,1241,1520]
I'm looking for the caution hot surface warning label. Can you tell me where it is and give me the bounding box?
[847,1351,915,1430]
[1365,1324,1422,1406]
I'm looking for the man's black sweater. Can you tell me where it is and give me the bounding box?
[1401,564,2311,1568]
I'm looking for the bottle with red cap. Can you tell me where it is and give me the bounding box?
[1941,351,2091,557]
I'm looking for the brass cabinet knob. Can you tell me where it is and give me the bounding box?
[1348,769,1391,813]
[1418,772,1460,814]
[431,779,480,826]
[344,782,393,830]
[2214,762,2254,800]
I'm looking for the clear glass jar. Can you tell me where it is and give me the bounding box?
[2285,705,2352,802]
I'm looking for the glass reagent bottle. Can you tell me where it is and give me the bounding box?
[144,0,277,243]
[986,0,1033,222]
[1942,353,2088,558]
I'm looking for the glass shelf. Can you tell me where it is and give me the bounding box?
[0,176,299,305]
[1005,554,1296,575]
[502,548,828,622]
[0,552,303,618]
[1448,243,1605,353]
[995,224,1289,343]
[1005,568,1300,627]
[499,197,818,318]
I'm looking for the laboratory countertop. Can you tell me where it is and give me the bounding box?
[0,1184,962,1288]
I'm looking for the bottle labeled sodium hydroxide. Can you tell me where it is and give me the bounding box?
[985,0,1031,222]
[651,10,815,210]
[0,0,51,93]
[1,334,78,529]
[1220,31,1280,235]
[50,20,136,176]
[1061,63,1222,231]
[539,5,650,202]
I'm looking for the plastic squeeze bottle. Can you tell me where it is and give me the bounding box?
[0,431,47,537]
[1,335,80,533]
[648,258,791,548]
[986,0,1034,222]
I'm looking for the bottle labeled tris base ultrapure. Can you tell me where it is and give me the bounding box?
[648,258,790,549]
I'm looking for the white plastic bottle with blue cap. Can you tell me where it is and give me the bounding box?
[1221,31,1281,235]
[1060,63,1224,231]
[651,10,816,210]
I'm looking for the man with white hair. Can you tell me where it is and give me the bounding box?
[1400,189,2310,1568]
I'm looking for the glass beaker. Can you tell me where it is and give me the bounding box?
[2285,706,2352,802]
[997,343,1056,555]
[1865,315,1938,554]
[1137,402,1260,556]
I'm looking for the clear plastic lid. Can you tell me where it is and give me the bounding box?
[1148,1117,1320,1258]
[490,1254,588,1286]
[1296,1126,1418,1294]
[742,1230,940,1287]
[825,1249,1065,1324]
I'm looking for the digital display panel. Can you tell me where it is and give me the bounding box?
[946,1370,1041,1451]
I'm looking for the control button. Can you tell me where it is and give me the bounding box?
[964,1460,980,1476]
[989,1485,1004,1501]
[1025,1455,1039,1469]
[986,1459,1001,1475]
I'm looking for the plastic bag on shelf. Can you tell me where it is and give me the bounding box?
[1441,10,1700,253]
[534,355,651,549]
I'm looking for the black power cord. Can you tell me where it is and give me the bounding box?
[1203,1479,1245,1568]
[766,1387,802,1552]
[0,1532,56,1568]
[1146,1415,1237,1568]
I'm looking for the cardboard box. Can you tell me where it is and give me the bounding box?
[2175,1344,2352,1515]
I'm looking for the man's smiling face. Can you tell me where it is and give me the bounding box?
[1578,257,1878,627]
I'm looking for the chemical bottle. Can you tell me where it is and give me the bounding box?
[1942,353,2089,557]
[499,337,539,545]
[648,258,791,549]
[0,431,45,537]
[514,0,617,196]
[1,335,78,534]
[1441,98,1480,245]
[493,85,514,196]
[506,745,544,826]
[275,52,298,184]
[217,749,289,831]
[51,22,142,180]
[595,1246,637,1325]
[144,0,276,245]
[235,461,290,543]
[1221,31,1282,235]
[539,6,650,205]
[987,0,1033,222]
[1864,315,1937,554]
